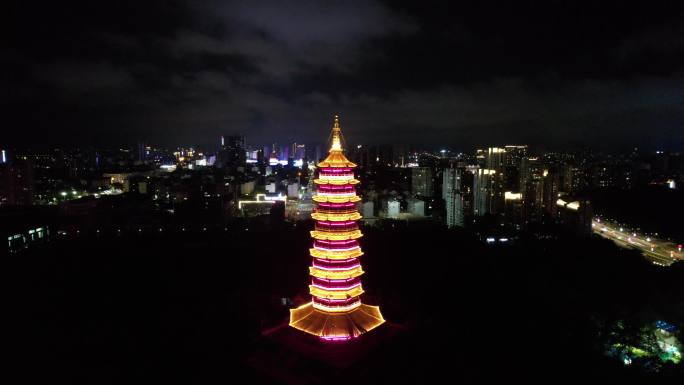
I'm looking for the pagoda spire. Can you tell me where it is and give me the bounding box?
[317,115,357,168]
[330,115,343,152]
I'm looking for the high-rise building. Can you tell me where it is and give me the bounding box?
[411,167,433,197]
[486,147,506,170]
[0,158,34,206]
[392,145,408,167]
[287,182,300,198]
[556,197,593,235]
[268,147,279,166]
[386,199,400,218]
[407,198,425,216]
[504,191,524,230]
[222,135,245,150]
[485,147,506,214]
[349,145,371,169]
[520,157,545,224]
[442,167,459,200]
[543,165,562,218]
[362,201,374,218]
[291,143,306,161]
[473,168,496,216]
[137,142,146,163]
[443,167,464,227]
[461,166,476,219]
[218,135,246,168]
[503,145,527,191]
[289,116,385,340]
[504,145,528,167]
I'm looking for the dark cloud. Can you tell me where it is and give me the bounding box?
[2,0,684,150]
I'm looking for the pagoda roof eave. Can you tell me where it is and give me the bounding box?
[317,151,357,168]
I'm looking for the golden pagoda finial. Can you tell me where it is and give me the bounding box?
[330,115,342,152]
[317,114,357,168]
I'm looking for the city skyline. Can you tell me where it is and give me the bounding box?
[4,131,683,155]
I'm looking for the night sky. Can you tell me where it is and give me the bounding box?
[3,1,684,150]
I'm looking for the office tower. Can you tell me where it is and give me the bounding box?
[289,116,384,340]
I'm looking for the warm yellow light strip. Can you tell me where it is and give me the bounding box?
[312,195,361,203]
[311,212,362,221]
[289,303,386,339]
[314,178,360,185]
[317,152,358,168]
[312,301,362,313]
[317,162,357,168]
[310,248,364,260]
[310,230,363,240]
[315,174,355,181]
[314,192,357,199]
[309,266,364,279]
[312,209,358,215]
[309,285,364,299]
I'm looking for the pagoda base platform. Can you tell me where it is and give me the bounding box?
[288,302,385,340]
[252,318,404,378]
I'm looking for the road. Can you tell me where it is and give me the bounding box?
[592,218,683,266]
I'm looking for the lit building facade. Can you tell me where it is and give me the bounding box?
[289,116,385,340]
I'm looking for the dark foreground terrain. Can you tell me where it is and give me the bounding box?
[8,221,684,383]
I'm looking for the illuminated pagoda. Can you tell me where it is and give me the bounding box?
[289,116,385,341]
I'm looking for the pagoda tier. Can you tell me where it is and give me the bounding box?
[289,116,385,340]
